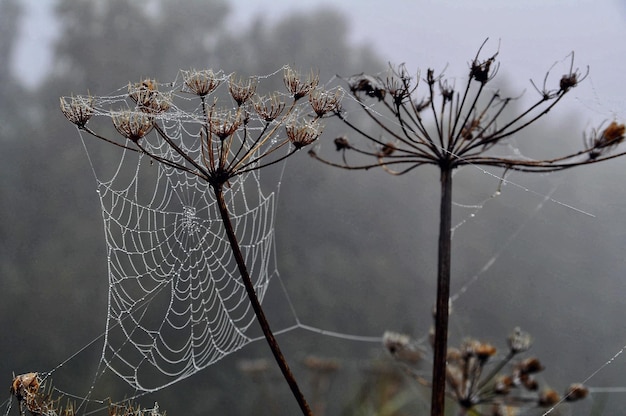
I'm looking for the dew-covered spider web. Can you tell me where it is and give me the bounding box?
[70,68,305,392]
[96,152,275,391]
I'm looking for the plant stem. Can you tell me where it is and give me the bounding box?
[431,165,453,416]
[213,184,313,416]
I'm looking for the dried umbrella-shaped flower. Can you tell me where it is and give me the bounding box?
[385,328,588,414]
[286,118,323,149]
[253,93,286,122]
[229,74,257,106]
[60,95,94,127]
[314,41,624,416]
[181,69,223,97]
[61,66,341,416]
[309,87,344,117]
[284,66,319,100]
[128,79,171,115]
[112,110,154,142]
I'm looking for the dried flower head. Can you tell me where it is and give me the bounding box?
[461,339,497,361]
[516,357,544,375]
[253,93,285,121]
[286,118,322,149]
[597,121,625,148]
[128,79,171,114]
[334,136,351,151]
[538,388,561,407]
[494,375,514,395]
[383,331,422,364]
[229,74,257,106]
[507,327,532,354]
[208,108,243,140]
[283,67,319,100]
[564,383,588,402]
[345,74,386,101]
[60,95,94,127]
[308,87,343,117]
[470,53,498,84]
[112,110,154,142]
[182,69,222,96]
[11,372,40,401]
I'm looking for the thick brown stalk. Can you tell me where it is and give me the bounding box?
[431,165,453,416]
[213,184,313,416]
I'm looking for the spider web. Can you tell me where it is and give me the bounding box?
[97,151,275,392]
[76,72,291,392]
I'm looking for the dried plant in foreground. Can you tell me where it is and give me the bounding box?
[383,328,588,415]
[312,40,625,416]
[61,67,342,416]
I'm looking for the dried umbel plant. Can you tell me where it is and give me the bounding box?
[61,66,341,416]
[384,329,588,415]
[10,373,77,416]
[312,40,625,416]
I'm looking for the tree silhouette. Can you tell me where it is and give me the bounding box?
[312,41,626,415]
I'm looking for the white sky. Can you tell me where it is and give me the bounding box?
[13,0,626,121]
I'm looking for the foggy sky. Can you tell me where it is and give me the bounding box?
[14,0,626,126]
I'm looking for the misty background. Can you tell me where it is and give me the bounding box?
[2,0,626,414]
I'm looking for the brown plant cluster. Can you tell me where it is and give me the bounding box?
[60,66,342,188]
[383,328,588,415]
[10,373,74,416]
[9,373,166,416]
[312,41,626,173]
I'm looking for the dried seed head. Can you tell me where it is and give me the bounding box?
[461,339,497,361]
[128,79,171,114]
[564,383,588,402]
[475,342,497,361]
[334,136,351,151]
[11,372,40,400]
[439,79,454,102]
[508,327,532,354]
[470,54,498,84]
[382,331,421,364]
[253,94,285,121]
[60,95,94,127]
[521,374,539,391]
[516,357,544,375]
[309,87,343,116]
[494,375,514,395]
[538,388,561,407]
[229,74,257,106]
[283,67,319,100]
[559,73,578,92]
[182,69,222,96]
[112,110,154,142]
[346,74,386,101]
[285,118,322,149]
[208,109,243,140]
[598,121,626,148]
